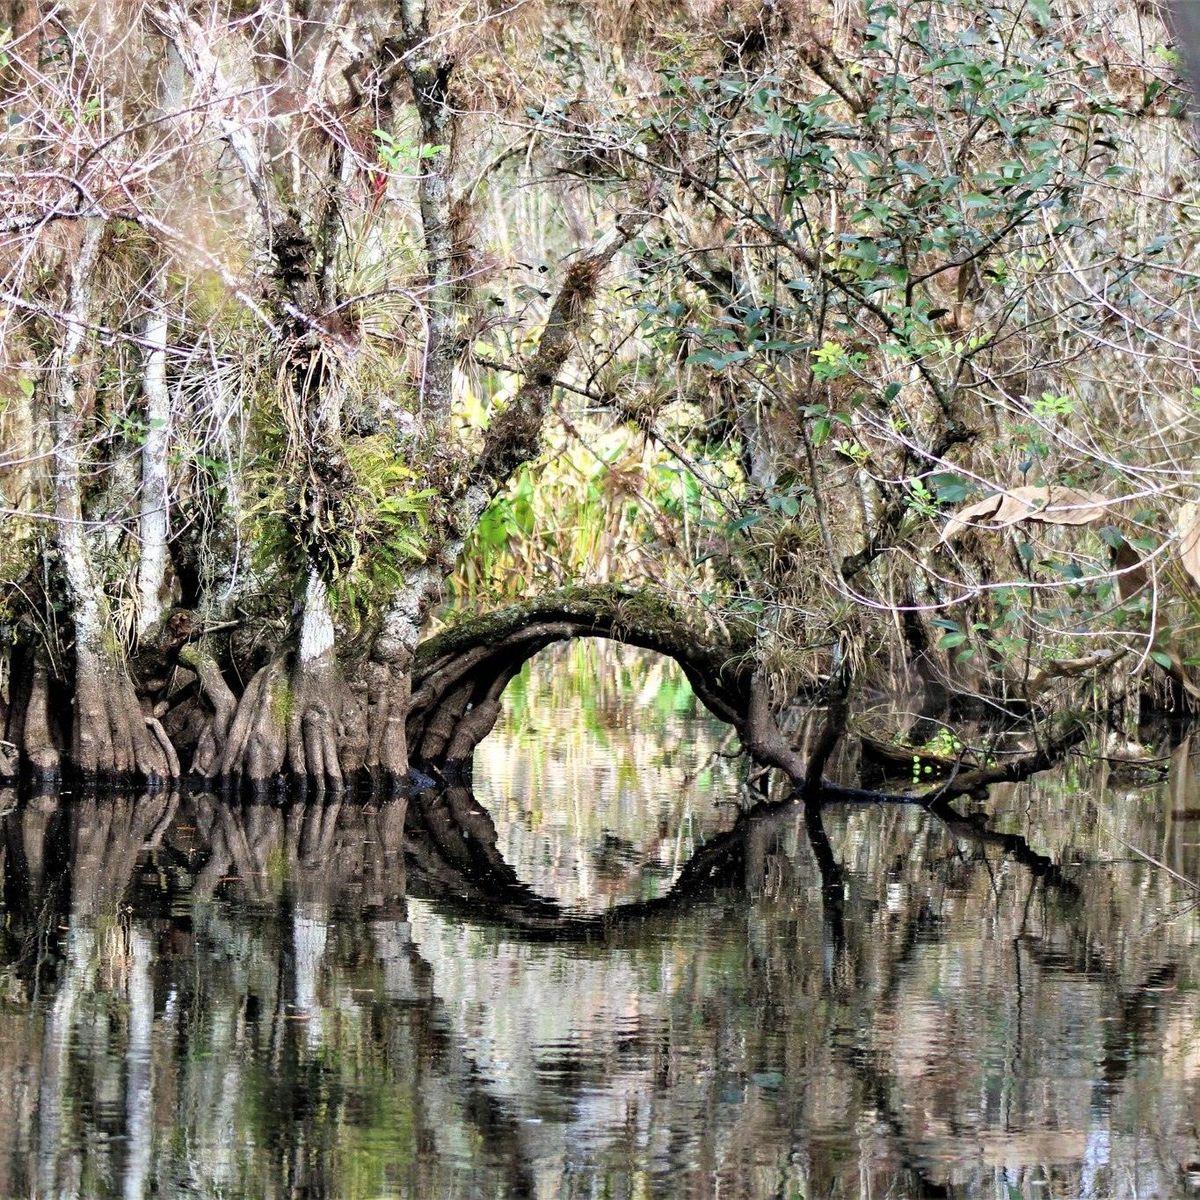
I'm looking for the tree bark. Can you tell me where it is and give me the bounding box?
[405,584,754,773]
[399,0,458,424]
[20,653,59,780]
[368,198,668,780]
[135,266,171,639]
[50,222,173,782]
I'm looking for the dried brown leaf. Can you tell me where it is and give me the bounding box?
[1018,486,1109,526]
[942,486,1109,541]
[1112,538,1148,601]
[1175,503,1200,587]
[940,492,1005,541]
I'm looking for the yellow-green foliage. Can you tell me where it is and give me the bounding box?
[451,413,739,605]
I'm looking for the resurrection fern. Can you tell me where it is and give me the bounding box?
[246,433,432,627]
[336,436,433,584]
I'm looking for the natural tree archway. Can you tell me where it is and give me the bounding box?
[403,582,1091,805]
[405,585,755,776]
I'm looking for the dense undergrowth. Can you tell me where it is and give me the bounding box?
[0,0,1197,787]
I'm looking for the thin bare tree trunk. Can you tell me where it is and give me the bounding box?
[136,266,171,638]
[399,4,457,424]
[51,222,171,781]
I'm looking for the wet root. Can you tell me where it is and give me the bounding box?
[216,651,362,789]
[21,657,61,781]
[179,644,238,778]
[73,645,174,782]
[365,659,412,780]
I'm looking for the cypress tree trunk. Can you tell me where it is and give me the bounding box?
[50,223,172,783]
[135,268,172,640]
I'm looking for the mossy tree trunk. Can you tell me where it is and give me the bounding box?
[155,10,370,790]
[215,576,365,790]
[359,197,668,784]
[405,583,757,775]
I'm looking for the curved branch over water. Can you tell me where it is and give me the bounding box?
[407,584,756,773]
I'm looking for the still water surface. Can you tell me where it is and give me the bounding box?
[3,643,1200,1198]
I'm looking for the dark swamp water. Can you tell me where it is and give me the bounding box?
[4,643,1200,1199]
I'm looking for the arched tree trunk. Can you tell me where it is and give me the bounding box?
[405,584,757,777]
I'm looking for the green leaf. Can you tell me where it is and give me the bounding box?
[847,149,878,175]
[930,472,974,503]
[728,513,763,533]
[687,348,752,369]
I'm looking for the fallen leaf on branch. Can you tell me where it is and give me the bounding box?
[942,485,1109,541]
[1175,503,1200,587]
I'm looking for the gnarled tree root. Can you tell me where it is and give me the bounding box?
[214,650,365,792]
[72,646,174,784]
[179,644,237,778]
[364,658,412,782]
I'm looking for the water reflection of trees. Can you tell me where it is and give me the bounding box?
[0,789,533,1199]
[407,780,1200,1198]
[0,772,1198,1198]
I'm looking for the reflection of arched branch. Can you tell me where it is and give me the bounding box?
[928,798,1081,899]
[404,782,1168,1194]
[404,789,839,939]
[402,781,1090,946]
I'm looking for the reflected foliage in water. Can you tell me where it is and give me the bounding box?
[474,641,743,911]
[1,652,1200,1197]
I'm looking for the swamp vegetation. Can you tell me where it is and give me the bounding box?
[5,4,1200,1195]
[2,0,1200,790]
